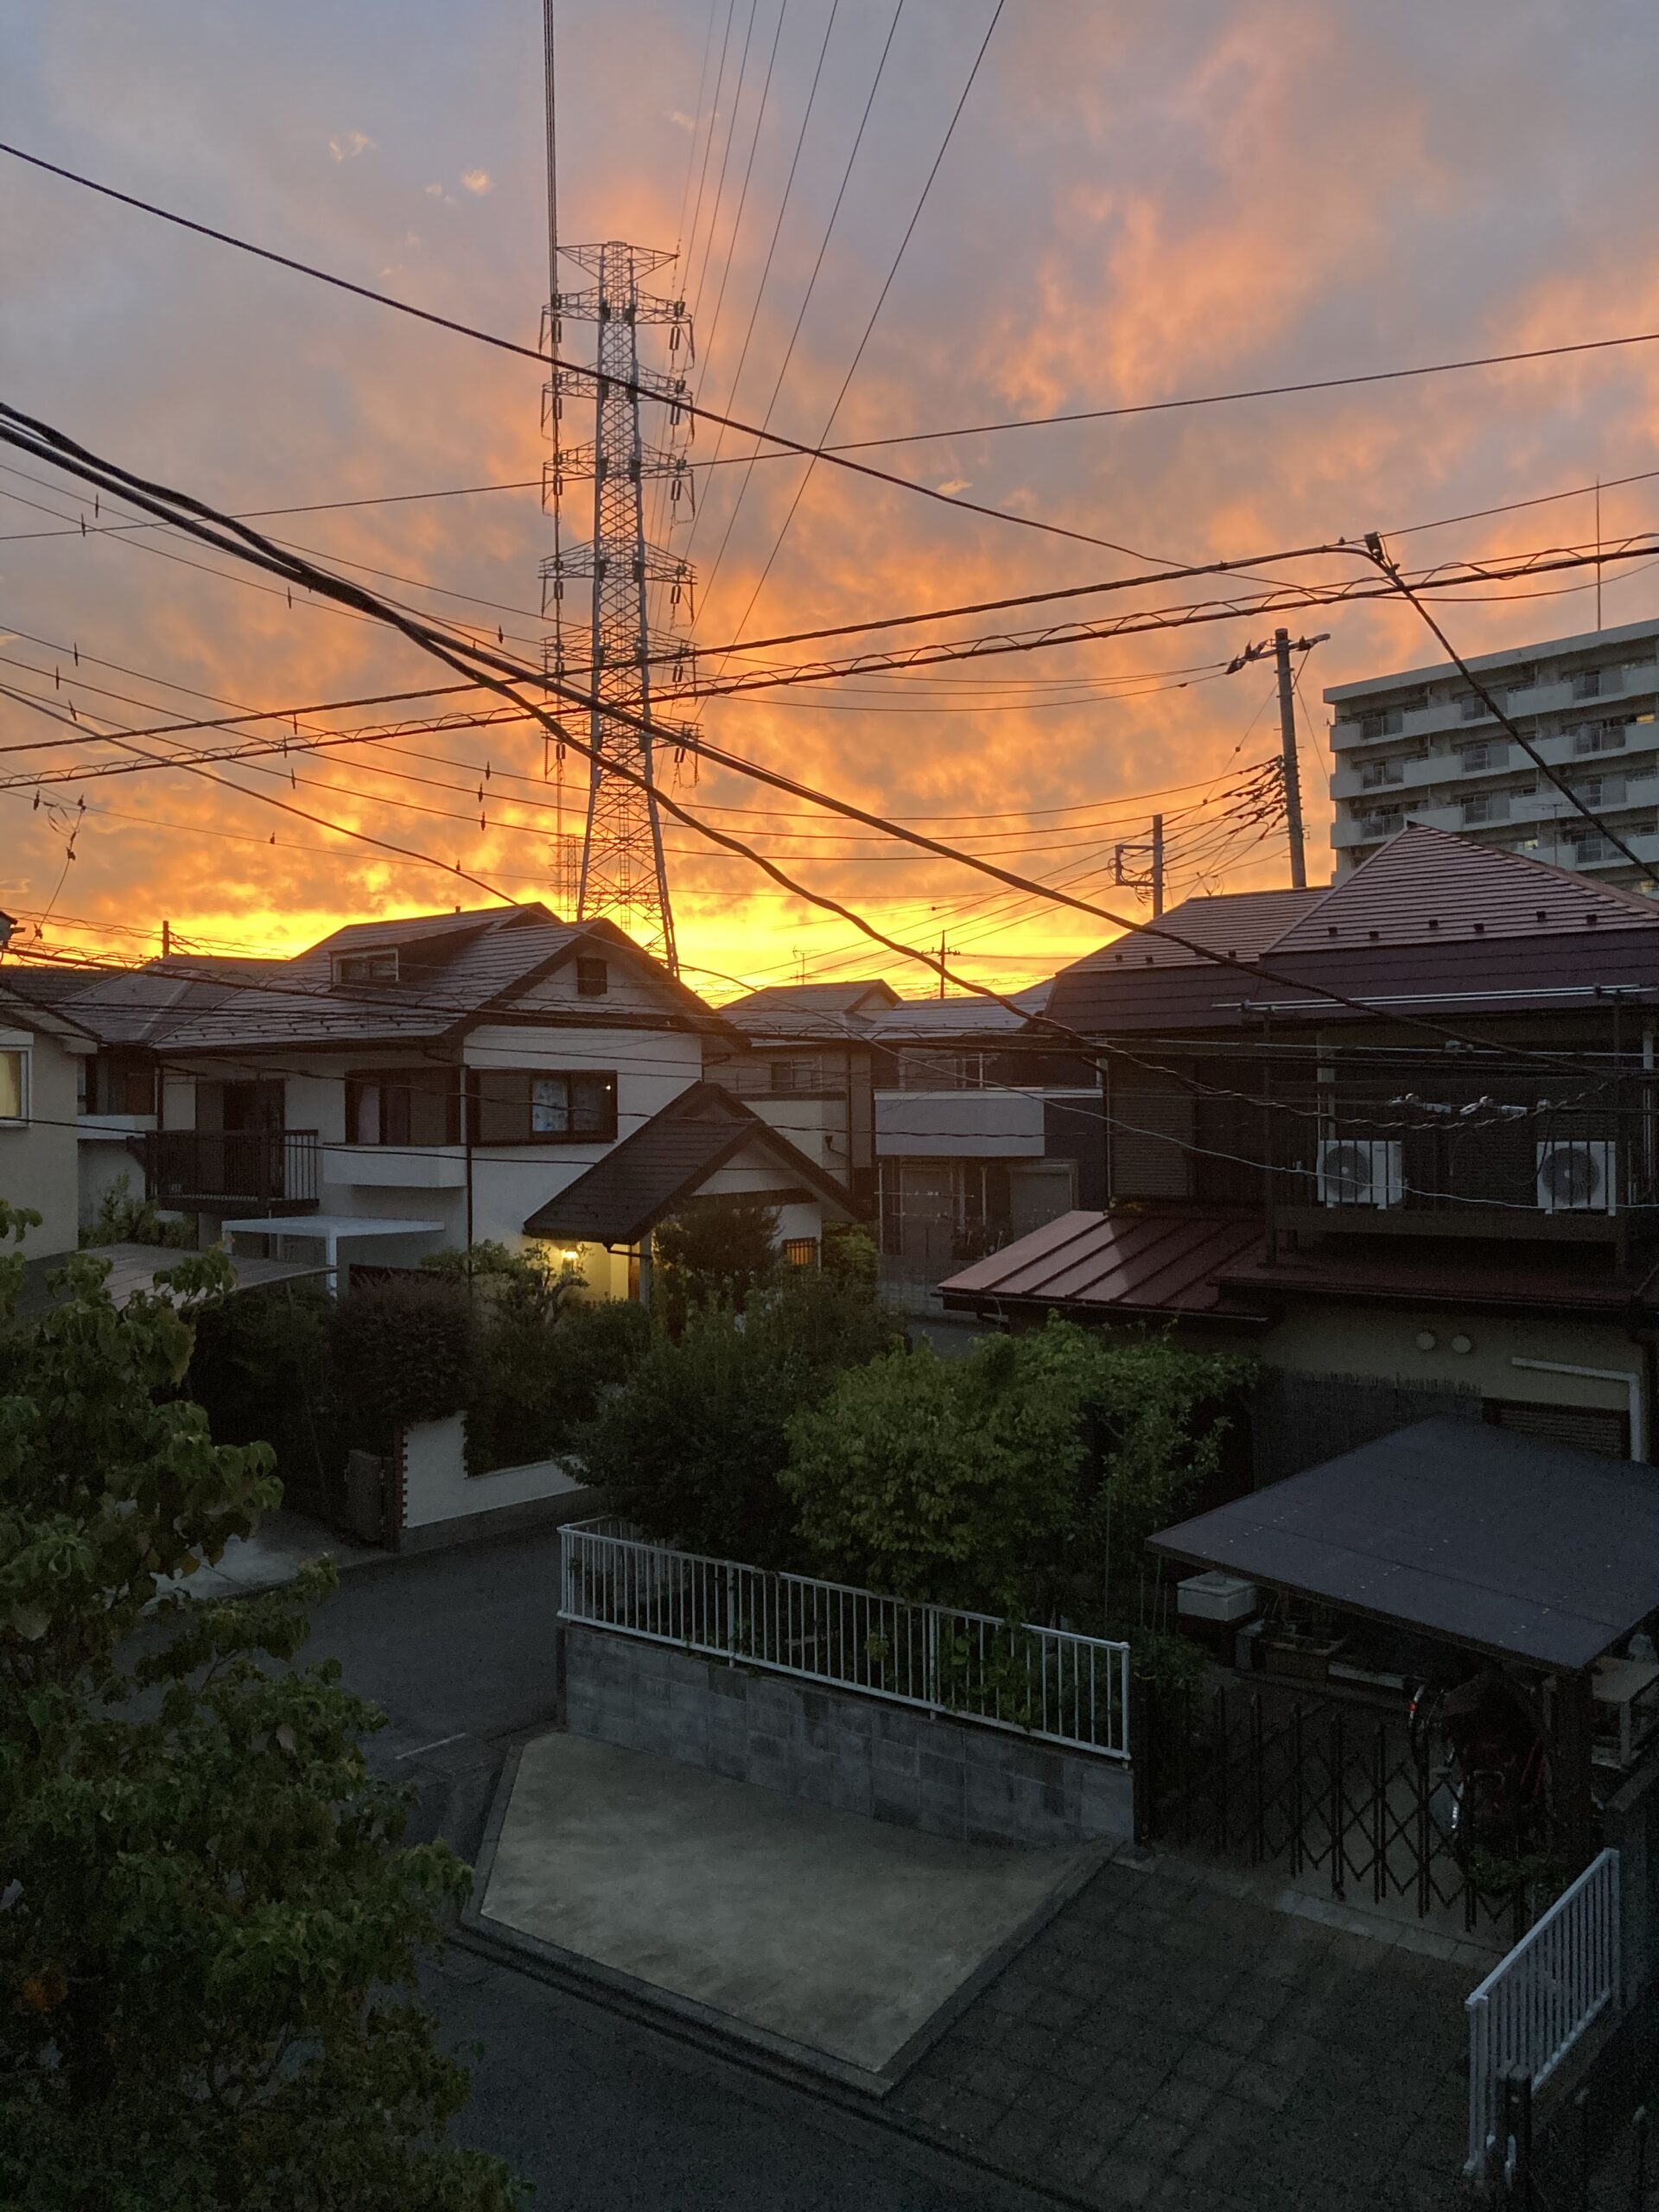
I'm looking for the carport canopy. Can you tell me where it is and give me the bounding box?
[1149,1417,1659,1674]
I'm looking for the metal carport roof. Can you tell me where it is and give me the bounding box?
[1148,1417,1659,1673]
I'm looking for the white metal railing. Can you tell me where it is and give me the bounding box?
[1465,1848,1621,2176]
[558,1517,1131,1761]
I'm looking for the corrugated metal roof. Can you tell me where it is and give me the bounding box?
[939,1208,1265,1316]
[1217,1242,1634,1314]
[522,1081,854,1244]
[1150,1416,1659,1670]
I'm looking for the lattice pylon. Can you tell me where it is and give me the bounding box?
[539,240,696,973]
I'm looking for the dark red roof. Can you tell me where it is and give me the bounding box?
[938,1208,1266,1318]
[1217,1242,1637,1315]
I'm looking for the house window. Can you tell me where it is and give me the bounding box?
[469,1068,617,1145]
[0,1049,26,1122]
[346,1066,461,1146]
[86,1052,156,1116]
[783,1237,820,1269]
[333,949,400,987]
[770,1057,817,1093]
[575,957,609,998]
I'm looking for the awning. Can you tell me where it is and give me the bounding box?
[938,1208,1267,1319]
[220,1214,444,1286]
[1149,1416,1659,1673]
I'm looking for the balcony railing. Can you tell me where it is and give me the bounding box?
[139,1128,319,1211]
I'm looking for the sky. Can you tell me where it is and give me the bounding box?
[3,0,1659,1005]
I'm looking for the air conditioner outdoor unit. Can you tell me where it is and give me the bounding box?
[1535,1139,1617,1214]
[1316,1138,1404,1209]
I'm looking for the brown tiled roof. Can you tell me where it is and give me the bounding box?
[1268,823,1659,953]
[938,1208,1267,1318]
[722,979,900,1037]
[0,963,99,1007]
[522,1082,856,1244]
[1217,1241,1637,1315]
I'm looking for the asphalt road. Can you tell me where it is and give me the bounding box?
[297,1530,1048,2212]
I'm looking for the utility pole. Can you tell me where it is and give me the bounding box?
[1230,630,1329,891]
[1272,629,1308,891]
[1113,814,1165,915]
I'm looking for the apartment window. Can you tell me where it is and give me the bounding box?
[86,1052,156,1116]
[1574,720,1627,755]
[1461,794,1510,826]
[1459,741,1507,773]
[1359,708,1404,741]
[1360,757,1406,789]
[1564,830,1616,865]
[1571,775,1624,810]
[575,956,609,998]
[333,949,399,987]
[1509,664,1538,691]
[469,1068,616,1144]
[1358,809,1402,840]
[346,1066,461,1146]
[1458,692,1491,722]
[1573,666,1618,702]
[0,1049,26,1122]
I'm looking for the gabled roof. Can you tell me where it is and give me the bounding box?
[522,1082,857,1245]
[1268,823,1659,953]
[67,956,280,1046]
[0,963,99,1008]
[1046,886,1323,1033]
[0,978,100,1048]
[722,978,901,1039]
[154,908,719,1053]
[1060,889,1323,977]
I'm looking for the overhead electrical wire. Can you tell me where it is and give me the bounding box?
[0,398,1637,1074]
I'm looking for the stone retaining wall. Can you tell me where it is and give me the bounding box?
[562,1622,1134,1848]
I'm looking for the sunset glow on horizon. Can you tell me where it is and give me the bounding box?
[5,0,1659,1004]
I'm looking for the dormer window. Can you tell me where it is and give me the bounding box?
[575,957,609,998]
[333,950,399,987]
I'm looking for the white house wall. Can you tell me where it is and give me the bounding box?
[0,1023,84,1258]
[875,1088,1046,1159]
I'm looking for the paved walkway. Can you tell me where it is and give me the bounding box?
[890,1848,1473,2210]
[477,1732,1090,2080]
[156,1505,392,1604]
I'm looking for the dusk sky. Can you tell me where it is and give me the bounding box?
[4,0,1658,1000]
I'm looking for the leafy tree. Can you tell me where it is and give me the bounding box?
[0,1202,524,2211]
[652,1197,779,1330]
[582,1264,903,1564]
[327,1273,474,1452]
[784,1319,1252,1621]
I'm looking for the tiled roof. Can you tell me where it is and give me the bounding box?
[522,1081,855,1244]
[938,1209,1266,1317]
[1061,889,1323,976]
[68,957,282,1046]
[153,910,715,1052]
[1268,823,1659,952]
[0,963,99,1007]
[722,979,900,1037]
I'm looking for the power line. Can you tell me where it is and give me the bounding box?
[0,397,1626,1071]
[0,137,1160,564]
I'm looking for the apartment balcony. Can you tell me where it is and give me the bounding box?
[139,1128,320,1212]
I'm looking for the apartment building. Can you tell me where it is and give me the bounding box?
[1325,615,1659,890]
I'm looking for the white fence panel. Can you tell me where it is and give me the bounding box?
[1465,1847,1621,2176]
[559,1517,1131,1761]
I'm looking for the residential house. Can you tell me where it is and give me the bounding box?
[77,903,853,1292]
[708,976,1103,1288]
[941,827,1659,1470]
[0,976,97,1257]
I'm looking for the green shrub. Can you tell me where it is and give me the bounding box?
[465,1293,651,1474]
[652,1197,780,1330]
[79,1171,194,1249]
[327,1276,473,1451]
[184,1280,335,1503]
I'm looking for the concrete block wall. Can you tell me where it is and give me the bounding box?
[563,1622,1134,1848]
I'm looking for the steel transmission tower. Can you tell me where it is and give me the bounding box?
[540,243,696,971]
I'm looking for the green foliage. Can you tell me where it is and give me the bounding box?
[0,1198,524,2209]
[783,1319,1254,1618]
[184,1281,335,1506]
[327,1276,474,1452]
[581,1265,903,1564]
[78,1171,194,1250]
[652,1197,780,1327]
[823,1220,878,1285]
